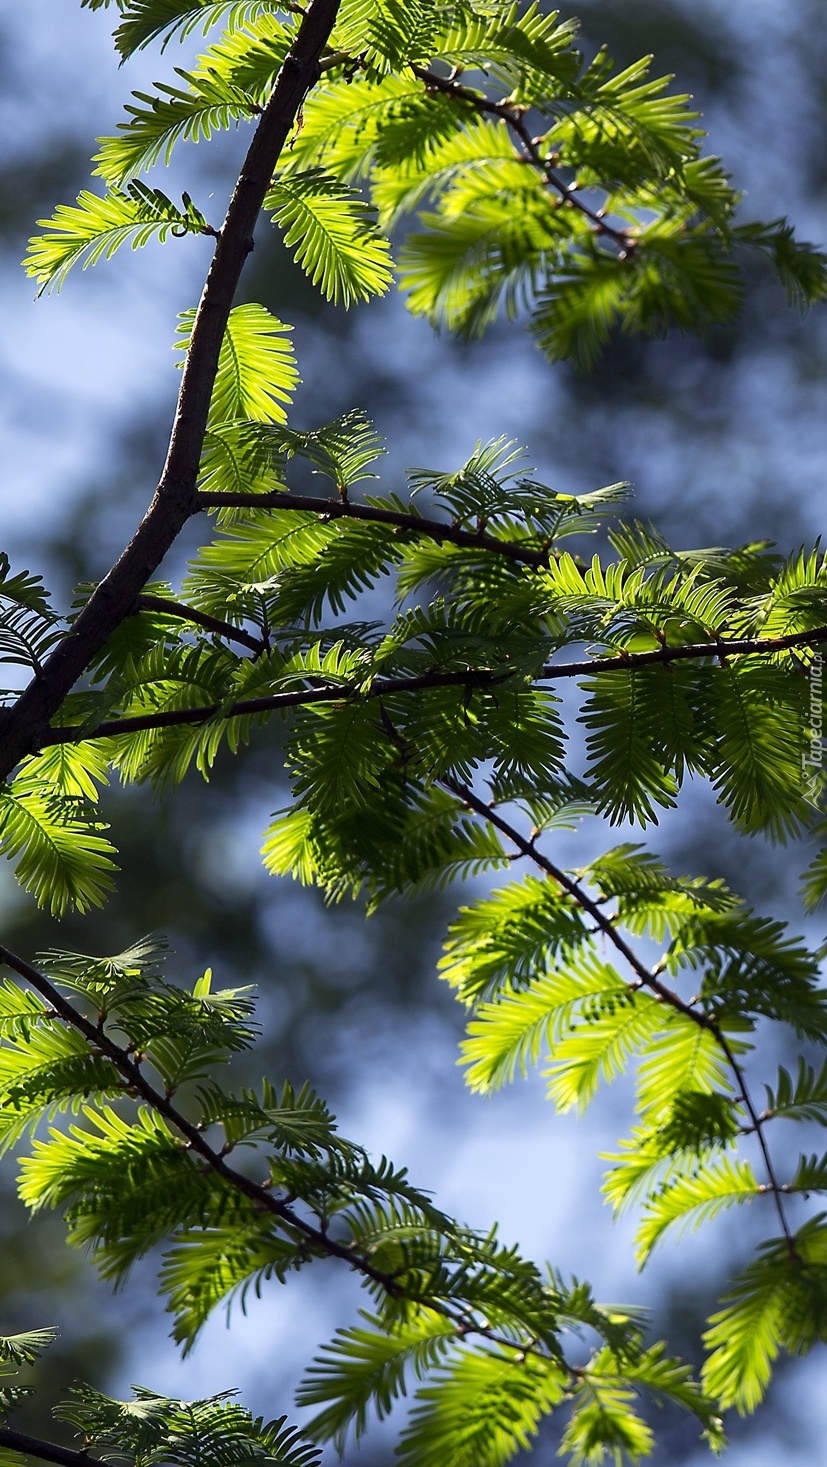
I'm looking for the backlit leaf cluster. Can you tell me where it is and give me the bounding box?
[0,946,723,1463]
[45,0,827,349]
[3,3,827,1466]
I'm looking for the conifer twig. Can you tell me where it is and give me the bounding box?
[0,943,626,1383]
[408,64,633,248]
[440,774,713,1027]
[35,622,827,748]
[0,943,396,1292]
[0,1428,100,1467]
[135,595,266,655]
[197,488,550,565]
[437,777,796,1247]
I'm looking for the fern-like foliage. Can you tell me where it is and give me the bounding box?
[177,301,300,427]
[56,1384,322,1467]
[95,73,262,186]
[0,1328,58,1416]
[4,402,827,1422]
[24,183,213,292]
[0,946,722,1464]
[763,1059,827,1125]
[0,555,62,689]
[265,169,394,306]
[7,4,827,1463]
[275,0,827,361]
[0,766,116,916]
[0,1345,319,1467]
[81,0,827,353]
[84,1,279,58]
[703,1216,827,1412]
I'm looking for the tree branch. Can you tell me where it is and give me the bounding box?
[440,773,713,1027]
[0,943,593,1378]
[197,489,550,566]
[135,594,265,655]
[541,625,827,671]
[0,0,342,781]
[38,669,504,745]
[438,776,796,1247]
[0,943,397,1292]
[35,623,827,748]
[0,1428,100,1467]
[715,1031,796,1251]
[409,64,633,250]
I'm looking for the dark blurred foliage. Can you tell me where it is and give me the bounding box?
[0,1,826,1462]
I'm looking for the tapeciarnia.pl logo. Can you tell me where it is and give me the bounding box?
[803,653,824,805]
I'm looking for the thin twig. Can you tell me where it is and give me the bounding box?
[409,64,632,249]
[437,778,796,1246]
[38,669,504,745]
[0,944,604,1384]
[198,489,550,567]
[440,774,712,1028]
[539,625,827,673]
[0,1429,100,1467]
[0,944,396,1293]
[715,1031,797,1251]
[136,595,266,655]
[35,623,827,748]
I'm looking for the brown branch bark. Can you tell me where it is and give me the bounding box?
[136,594,266,654]
[438,776,796,1247]
[36,622,827,748]
[198,489,550,566]
[0,1429,100,1467]
[0,0,342,781]
[0,943,577,1368]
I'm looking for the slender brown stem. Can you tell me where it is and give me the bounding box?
[715,1032,796,1250]
[198,489,550,566]
[0,943,395,1291]
[409,65,632,249]
[35,623,827,748]
[438,778,796,1245]
[0,944,578,1366]
[0,1429,100,1467]
[540,625,827,671]
[0,0,342,782]
[136,594,265,655]
[440,774,713,1028]
[38,669,504,745]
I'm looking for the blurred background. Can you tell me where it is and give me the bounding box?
[1,1,826,1462]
